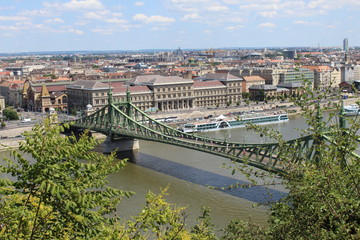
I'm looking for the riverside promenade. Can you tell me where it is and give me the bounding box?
[1,97,358,151]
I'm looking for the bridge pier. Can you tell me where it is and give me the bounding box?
[95,136,140,154]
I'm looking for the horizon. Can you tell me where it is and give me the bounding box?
[0,0,359,54]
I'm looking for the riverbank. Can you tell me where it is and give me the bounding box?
[1,97,359,151]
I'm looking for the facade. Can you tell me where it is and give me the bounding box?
[131,75,195,111]
[193,81,227,108]
[66,80,111,113]
[249,84,290,101]
[0,95,5,112]
[194,72,243,105]
[22,80,68,112]
[242,76,266,92]
[67,74,244,113]
[343,38,349,52]
[237,67,288,85]
[277,68,314,87]
[302,66,341,89]
[50,92,68,112]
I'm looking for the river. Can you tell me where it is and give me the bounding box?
[0,113,334,229]
[109,114,310,228]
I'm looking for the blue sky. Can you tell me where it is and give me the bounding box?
[0,0,359,53]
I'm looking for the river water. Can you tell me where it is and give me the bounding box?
[0,113,335,229]
[110,114,311,228]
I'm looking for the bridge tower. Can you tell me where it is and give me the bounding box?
[98,87,139,153]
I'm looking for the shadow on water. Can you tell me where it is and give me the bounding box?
[116,150,286,204]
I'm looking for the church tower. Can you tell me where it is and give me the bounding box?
[39,84,52,112]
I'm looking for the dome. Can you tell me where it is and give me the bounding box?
[86,104,93,111]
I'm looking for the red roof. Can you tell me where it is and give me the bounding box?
[193,80,225,88]
[113,85,150,93]
[34,85,67,92]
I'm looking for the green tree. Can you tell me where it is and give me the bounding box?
[265,83,360,239]
[3,107,19,120]
[0,120,133,239]
[236,81,360,239]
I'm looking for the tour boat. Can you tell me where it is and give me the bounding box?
[180,113,289,133]
[343,104,360,116]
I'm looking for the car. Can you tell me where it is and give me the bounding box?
[21,118,31,123]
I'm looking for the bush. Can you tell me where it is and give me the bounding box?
[3,108,19,120]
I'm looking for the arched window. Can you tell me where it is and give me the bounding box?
[62,96,67,103]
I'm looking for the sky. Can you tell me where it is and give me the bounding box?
[0,0,359,53]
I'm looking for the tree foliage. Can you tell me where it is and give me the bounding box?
[0,120,133,239]
[3,107,19,120]
[264,82,360,239]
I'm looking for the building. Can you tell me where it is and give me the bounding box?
[0,95,5,112]
[131,75,195,111]
[278,68,314,86]
[343,38,349,52]
[66,73,244,113]
[194,72,243,105]
[66,80,111,113]
[242,76,266,92]
[302,66,341,89]
[248,84,289,101]
[193,81,227,108]
[22,80,68,112]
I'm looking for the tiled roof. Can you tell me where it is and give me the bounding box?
[34,85,67,92]
[50,91,66,98]
[133,75,193,85]
[243,76,265,81]
[67,80,110,90]
[113,85,151,94]
[301,65,331,72]
[249,84,277,90]
[193,81,225,88]
[198,72,241,81]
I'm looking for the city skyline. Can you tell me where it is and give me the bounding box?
[0,0,359,53]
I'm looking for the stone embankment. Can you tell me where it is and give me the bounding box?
[0,97,358,151]
[0,126,32,151]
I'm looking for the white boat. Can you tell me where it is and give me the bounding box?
[343,104,360,116]
[180,113,289,133]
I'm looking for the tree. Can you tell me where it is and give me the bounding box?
[265,83,360,239]
[3,107,19,120]
[235,80,360,239]
[0,120,133,239]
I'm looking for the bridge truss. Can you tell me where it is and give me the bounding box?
[71,91,332,175]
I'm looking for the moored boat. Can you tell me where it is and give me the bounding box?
[343,104,360,116]
[180,113,289,133]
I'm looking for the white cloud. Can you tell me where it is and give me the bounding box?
[294,20,309,24]
[258,22,276,28]
[104,18,127,24]
[19,9,54,17]
[91,26,130,35]
[225,24,244,30]
[45,18,65,24]
[0,16,29,21]
[134,2,145,7]
[133,14,175,24]
[326,25,336,28]
[182,13,200,21]
[204,29,212,34]
[68,28,84,34]
[44,0,104,11]
[206,5,229,12]
[258,11,277,18]
[83,11,106,20]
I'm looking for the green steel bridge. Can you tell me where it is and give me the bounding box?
[71,91,358,175]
